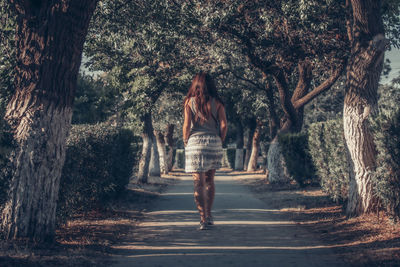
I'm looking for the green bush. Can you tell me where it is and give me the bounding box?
[57,123,140,224]
[371,108,400,220]
[308,119,351,202]
[278,133,317,187]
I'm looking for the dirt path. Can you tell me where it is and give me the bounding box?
[108,173,348,267]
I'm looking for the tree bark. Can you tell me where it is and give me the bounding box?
[0,0,98,242]
[137,112,153,183]
[344,0,387,216]
[247,120,262,171]
[165,124,175,172]
[155,130,168,175]
[267,136,289,183]
[264,80,279,138]
[234,120,244,170]
[149,134,160,177]
[243,122,256,171]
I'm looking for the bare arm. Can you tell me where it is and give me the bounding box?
[217,103,228,142]
[182,99,192,147]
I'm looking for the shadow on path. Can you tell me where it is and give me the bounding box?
[109,174,349,267]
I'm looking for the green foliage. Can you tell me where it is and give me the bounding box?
[0,3,16,206]
[382,0,400,49]
[278,133,317,187]
[0,1,14,206]
[0,1,15,111]
[72,73,119,124]
[56,123,140,224]
[371,108,400,220]
[303,78,345,128]
[85,0,194,132]
[308,119,350,202]
[377,83,400,112]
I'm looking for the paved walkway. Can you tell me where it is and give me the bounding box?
[109,174,348,267]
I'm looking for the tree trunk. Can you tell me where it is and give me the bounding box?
[266,61,313,182]
[267,136,290,183]
[155,130,168,175]
[234,120,244,170]
[165,124,175,172]
[0,0,97,242]
[264,80,279,138]
[243,124,255,171]
[137,112,153,183]
[344,0,387,216]
[247,120,262,171]
[149,134,161,177]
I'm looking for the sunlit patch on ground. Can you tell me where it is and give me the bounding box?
[240,174,400,266]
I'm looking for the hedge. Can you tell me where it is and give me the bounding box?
[371,108,400,219]
[278,133,317,187]
[57,123,140,224]
[308,119,351,203]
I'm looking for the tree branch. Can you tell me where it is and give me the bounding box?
[264,79,279,138]
[346,0,353,43]
[272,68,298,125]
[291,60,312,104]
[293,62,345,109]
[230,71,264,91]
[218,24,275,74]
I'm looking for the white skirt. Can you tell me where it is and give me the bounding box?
[184,134,223,172]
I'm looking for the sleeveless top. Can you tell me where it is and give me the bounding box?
[189,97,219,137]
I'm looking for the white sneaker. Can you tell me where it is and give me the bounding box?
[199,221,208,230]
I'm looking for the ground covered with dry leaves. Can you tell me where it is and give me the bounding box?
[1,171,399,266]
[238,171,400,266]
[0,176,176,267]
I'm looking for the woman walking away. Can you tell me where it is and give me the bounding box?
[183,72,227,230]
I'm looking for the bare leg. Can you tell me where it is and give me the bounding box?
[193,172,206,222]
[205,169,216,218]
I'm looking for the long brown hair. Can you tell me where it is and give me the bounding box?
[184,72,223,124]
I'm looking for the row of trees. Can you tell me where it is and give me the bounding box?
[0,0,399,242]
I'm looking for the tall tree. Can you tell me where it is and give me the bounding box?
[344,0,388,216]
[1,0,98,241]
[200,0,347,181]
[85,0,196,182]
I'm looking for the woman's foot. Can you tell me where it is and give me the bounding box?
[206,216,214,225]
[199,221,208,230]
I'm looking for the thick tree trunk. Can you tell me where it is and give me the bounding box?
[0,0,97,242]
[344,0,387,216]
[137,112,153,183]
[247,120,262,172]
[267,136,288,183]
[234,120,244,170]
[243,124,255,171]
[1,0,97,241]
[155,130,168,175]
[149,134,161,177]
[165,124,175,172]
